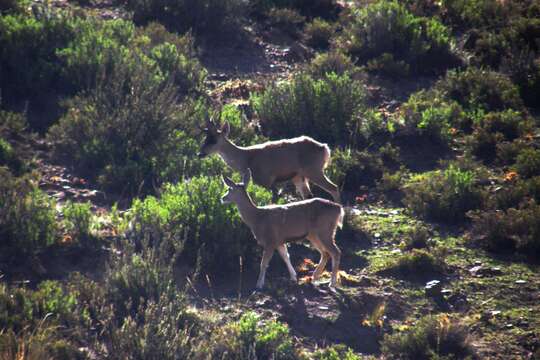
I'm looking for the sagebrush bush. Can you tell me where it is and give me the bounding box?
[0,10,205,131]
[124,0,244,40]
[488,176,540,211]
[0,0,27,13]
[130,176,274,277]
[305,18,334,48]
[208,312,296,359]
[0,169,58,258]
[252,72,366,146]
[327,148,385,193]
[435,68,524,112]
[468,110,532,162]
[312,344,361,360]
[0,280,77,332]
[470,200,540,258]
[306,50,356,78]
[403,164,484,223]
[57,19,205,97]
[0,10,78,99]
[251,0,339,19]
[48,54,209,195]
[396,90,464,145]
[340,0,460,75]
[514,147,540,178]
[381,314,474,359]
[0,138,23,174]
[496,139,530,166]
[401,225,430,250]
[267,7,305,37]
[62,201,97,248]
[384,249,445,278]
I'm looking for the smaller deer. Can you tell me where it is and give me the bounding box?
[221,170,344,289]
[199,119,340,203]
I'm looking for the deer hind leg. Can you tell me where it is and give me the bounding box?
[312,251,329,281]
[309,172,341,203]
[307,234,329,282]
[277,244,297,282]
[325,241,341,288]
[256,246,275,289]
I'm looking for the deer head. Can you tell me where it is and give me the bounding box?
[221,170,251,204]
[198,117,230,158]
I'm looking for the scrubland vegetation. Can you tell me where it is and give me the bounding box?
[1,0,539,358]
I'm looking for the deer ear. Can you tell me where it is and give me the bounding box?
[222,175,235,188]
[242,169,252,186]
[221,122,230,136]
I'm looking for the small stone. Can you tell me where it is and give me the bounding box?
[318,305,329,310]
[505,323,514,329]
[441,289,453,296]
[469,265,484,276]
[515,280,527,285]
[374,233,381,239]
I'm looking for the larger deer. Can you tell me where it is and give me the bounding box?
[199,119,340,203]
[221,170,343,288]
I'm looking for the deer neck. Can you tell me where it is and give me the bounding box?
[218,139,247,173]
[234,191,260,229]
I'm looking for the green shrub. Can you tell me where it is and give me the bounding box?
[489,176,540,211]
[0,11,205,132]
[403,164,484,223]
[327,148,384,193]
[384,249,445,278]
[130,176,273,277]
[496,139,530,166]
[377,169,407,200]
[267,7,305,37]
[0,10,78,100]
[435,68,524,112]
[401,225,430,250]
[0,138,22,174]
[252,72,366,146]
[0,281,77,332]
[107,292,194,359]
[396,90,464,145]
[124,0,245,40]
[76,237,199,358]
[341,0,460,75]
[365,52,411,77]
[104,243,178,322]
[0,169,58,258]
[514,147,540,178]
[381,314,474,359]
[505,51,540,109]
[470,200,540,258]
[209,312,296,359]
[305,18,334,48]
[306,50,356,78]
[62,201,97,248]
[0,0,28,13]
[251,0,339,19]
[313,344,361,360]
[219,104,266,147]
[48,54,208,195]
